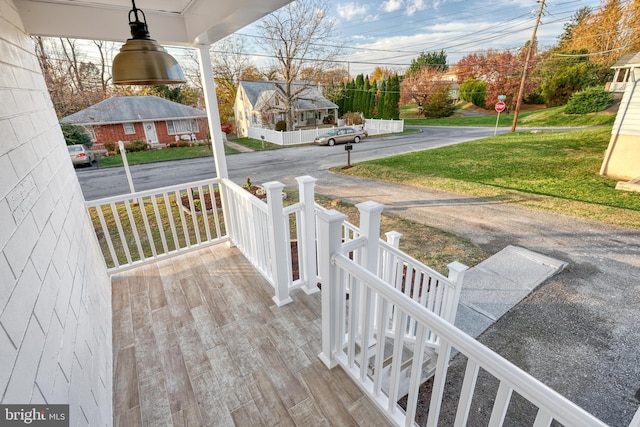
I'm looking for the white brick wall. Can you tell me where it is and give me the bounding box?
[0,1,113,425]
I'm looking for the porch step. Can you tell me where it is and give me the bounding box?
[357,336,438,399]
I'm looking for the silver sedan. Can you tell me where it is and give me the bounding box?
[314,127,367,146]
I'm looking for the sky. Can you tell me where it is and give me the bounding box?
[233,0,605,76]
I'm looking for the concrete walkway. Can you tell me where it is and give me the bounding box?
[224,139,254,153]
[303,172,640,427]
[456,245,567,338]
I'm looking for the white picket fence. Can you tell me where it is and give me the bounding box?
[247,118,404,145]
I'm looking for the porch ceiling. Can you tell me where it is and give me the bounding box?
[16,0,292,46]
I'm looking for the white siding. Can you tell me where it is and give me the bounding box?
[0,1,113,425]
[614,79,640,136]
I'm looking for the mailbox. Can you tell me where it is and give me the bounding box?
[345,144,353,151]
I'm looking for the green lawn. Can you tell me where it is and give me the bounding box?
[97,144,238,167]
[231,137,285,150]
[402,104,617,128]
[336,126,640,228]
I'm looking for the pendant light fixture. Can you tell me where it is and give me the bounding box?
[112,0,186,85]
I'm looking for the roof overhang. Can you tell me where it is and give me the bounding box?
[16,0,292,46]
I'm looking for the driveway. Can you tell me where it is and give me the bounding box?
[311,173,640,426]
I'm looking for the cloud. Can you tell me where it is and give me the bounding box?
[382,0,403,13]
[405,0,426,16]
[337,3,369,21]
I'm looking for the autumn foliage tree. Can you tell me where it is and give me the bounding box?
[456,48,537,110]
[400,68,452,116]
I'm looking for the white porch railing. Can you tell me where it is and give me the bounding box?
[316,207,612,427]
[221,176,320,306]
[85,178,227,274]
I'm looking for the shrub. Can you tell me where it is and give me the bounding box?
[126,139,149,152]
[541,62,607,107]
[275,120,286,131]
[103,141,117,153]
[423,86,456,118]
[177,140,190,147]
[341,112,363,125]
[565,86,613,114]
[524,91,545,105]
[459,78,486,108]
[60,123,91,147]
[221,122,234,134]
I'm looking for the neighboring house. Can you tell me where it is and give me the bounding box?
[439,67,460,104]
[606,52,640,94]
[600,53,640,182]
[234,81,339,137]
[60,96,209,150]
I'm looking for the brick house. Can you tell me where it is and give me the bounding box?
[61,95,209,150]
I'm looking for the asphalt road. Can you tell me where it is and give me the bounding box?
[76,126,505,201]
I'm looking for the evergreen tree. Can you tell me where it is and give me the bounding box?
[354,74,365,113]
[423,85,455,118]
[406,50,448,77]
[377,79,387,118]
[363,77,373,117]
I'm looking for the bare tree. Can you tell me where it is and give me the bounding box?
[210,36,252,121]
[32,36,116,118]
[257,0,343,130]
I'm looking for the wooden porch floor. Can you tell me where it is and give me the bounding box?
[111,244,392,426]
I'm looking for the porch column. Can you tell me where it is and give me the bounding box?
[196,45,228,179]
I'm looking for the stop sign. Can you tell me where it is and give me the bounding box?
[495,101,506,112]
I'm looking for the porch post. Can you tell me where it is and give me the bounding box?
[357,201,384,274]
[196,45,228,179]
[264,181,293,307]
[317,209,347,369]
[356,201,384,346]
[296,175,319,295]
[383,231,402,284]
[445,261,469,324]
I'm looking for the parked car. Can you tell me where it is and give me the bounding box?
[314,127,367,146]
[68,144,95,167]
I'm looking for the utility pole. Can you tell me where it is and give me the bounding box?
[511,0,546,132]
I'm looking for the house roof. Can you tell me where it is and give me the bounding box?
[239,81,339,111]
[60,96,207,125]
[611,52,640,69]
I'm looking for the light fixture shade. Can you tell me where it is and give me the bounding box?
[112,39,186,85]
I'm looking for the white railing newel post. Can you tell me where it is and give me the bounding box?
[357,201,385,272]
[264,181,293,307]
[446,261,469,324]
[383,231,402,284]
[296,175,319,294]
[317,209,347,369]
[356,201,385,344]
